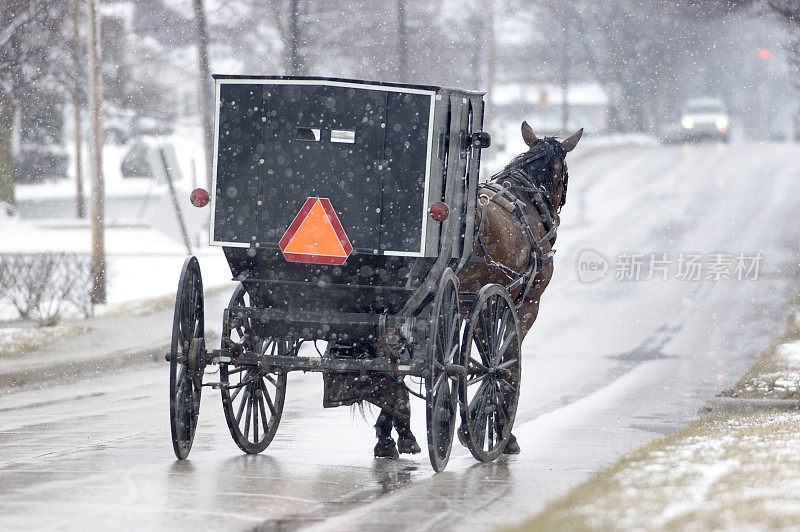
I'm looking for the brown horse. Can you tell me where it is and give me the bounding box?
[373,122,582,458]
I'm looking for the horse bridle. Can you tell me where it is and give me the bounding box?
[489,138,569,217]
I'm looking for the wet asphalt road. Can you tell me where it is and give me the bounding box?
[2,142,800,530]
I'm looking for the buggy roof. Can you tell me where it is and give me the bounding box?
[211,74,485,97]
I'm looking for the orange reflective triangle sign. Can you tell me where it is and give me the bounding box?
[279,198,353,265]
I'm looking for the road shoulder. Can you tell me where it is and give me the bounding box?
[514,308,800,530]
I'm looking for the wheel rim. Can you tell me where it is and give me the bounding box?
[426,269,462,472]
[170,256,204,460]
[459,285,521,462]
[221,284,287,454]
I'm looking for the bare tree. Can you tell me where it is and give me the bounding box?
[71,0,85,219]
[88,0,105,304]
[0,1,52,206]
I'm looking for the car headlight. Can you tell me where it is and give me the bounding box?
[716,117,728,131]
[681,117,694,130]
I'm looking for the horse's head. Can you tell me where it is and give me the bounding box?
[514,121,583,213]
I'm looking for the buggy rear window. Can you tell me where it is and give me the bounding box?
[330,129,356,144]
[296,127,321,141]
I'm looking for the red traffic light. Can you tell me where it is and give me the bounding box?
[758,48,771,61]
[190,188,209,207]
[429,201,449,221]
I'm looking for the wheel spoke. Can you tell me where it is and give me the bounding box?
[258,387,269,432]
[497,377,518,394]
[487,397,495,450]
[495,381,510,422]
[480,307,492,353]
[448,342,459,364]
[495,332,517,365]
[469,357,490,374]
[497,358,519,371]
[263,380,277,416]
[252,383,260,442]
[473,332,491,368]
[473,393,488,450]
[235,383,249,424]
[243,388,252,439]
[433,371,445,394]
[494,382,508,440]
[467,373,488,387]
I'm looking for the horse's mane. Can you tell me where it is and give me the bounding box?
[493,137,564,192]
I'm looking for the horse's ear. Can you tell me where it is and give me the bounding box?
[561,128,583,152]
[521,121,538,148]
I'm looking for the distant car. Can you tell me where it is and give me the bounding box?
[680,98,729,142]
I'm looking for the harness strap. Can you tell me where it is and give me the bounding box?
[473,182,557,308]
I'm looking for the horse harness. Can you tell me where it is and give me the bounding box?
[470,140,568,309]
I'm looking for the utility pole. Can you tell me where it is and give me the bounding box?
[72,0,85,219]
[289,0,301,75]
[88,0,105,304]
[192,0,213,191]
[397,0,408,83]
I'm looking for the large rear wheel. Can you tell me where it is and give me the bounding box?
[220,284,288,454]
[425,268,463,472]
[169,256,205,460]
[459,284,521,462]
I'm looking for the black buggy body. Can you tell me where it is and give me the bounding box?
[168,76,522,471]
[213,75,481,342]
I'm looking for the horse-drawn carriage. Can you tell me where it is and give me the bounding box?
[168,75,523,472]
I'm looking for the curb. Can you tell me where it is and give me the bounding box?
[0,332,220,391]
[702,396,800,415]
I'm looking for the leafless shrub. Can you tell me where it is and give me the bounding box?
[0,253,94,326]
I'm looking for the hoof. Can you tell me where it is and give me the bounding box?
[397,434,421,454]
[374,438,399,459]
[503,434,521,455]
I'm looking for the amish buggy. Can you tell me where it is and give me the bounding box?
[168,75,581,472]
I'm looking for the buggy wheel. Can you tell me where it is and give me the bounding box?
[459,284,521,462]
[169,256,205,460]
[425,268,462,472]
[220,283,287,454]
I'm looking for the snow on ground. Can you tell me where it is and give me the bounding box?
[0,216,230,308]
[722,311,800,400]
[3,124,230,315]
[521,413,800,530]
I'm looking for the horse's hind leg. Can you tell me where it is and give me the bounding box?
[392,388,421,455]
[373,408,399,459]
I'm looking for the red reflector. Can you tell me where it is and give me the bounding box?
[190,188,209,207]
[430,202,449,221]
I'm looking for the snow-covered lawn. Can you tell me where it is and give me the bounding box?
[721,312,800,400]
[0,206,231,355]
[519,413,800,530]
